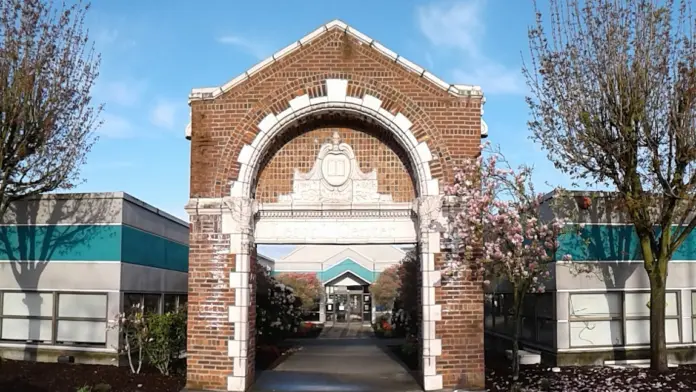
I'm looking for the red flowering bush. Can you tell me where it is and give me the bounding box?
[369,265,401,309]
[275,272,323,313]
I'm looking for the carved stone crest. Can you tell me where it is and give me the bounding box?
[278,132,393,203]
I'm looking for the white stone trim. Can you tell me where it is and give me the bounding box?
[424,374,444,391]
[254,216,417,244]
[229,79,439,199]
[189,20,483,102]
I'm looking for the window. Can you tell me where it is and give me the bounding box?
[55,293,108,345]
[1,292,53,343]
[484,293,555,347]
[123,293,143,315]
[143,294,161,314]
[164,295,178,313]
[124,293,186,315]
[691,292,696,341]
[534,294,556,346]
[569,291,682,348]
[625,292,680,345]
[569,292,623,346]
[0,292,107,346]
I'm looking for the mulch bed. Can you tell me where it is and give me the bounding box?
[0,343,298,392]
[486,359,696,391]
[391,347,696,391]
[0,359,185,392]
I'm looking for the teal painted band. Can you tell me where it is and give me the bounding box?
[0,224,188,272]
[121,225,188,272]
[0,225,122,261]
[557,224,696,262]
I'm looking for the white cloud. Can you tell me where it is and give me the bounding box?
[150,101,178,129]
[97,113,134,139]
[95,28,119,46]
[453,64,526,95]
[217,35,273,60]
[94,79,147,108]
[417,0,525,95]
[417,0,484,57]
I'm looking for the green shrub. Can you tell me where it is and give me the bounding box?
[144,309,187,375]
[256,265,303,344]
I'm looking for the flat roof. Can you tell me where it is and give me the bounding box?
[27,191,188,228]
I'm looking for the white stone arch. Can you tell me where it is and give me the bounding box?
[229,78,438,200]
[219,79,447,392]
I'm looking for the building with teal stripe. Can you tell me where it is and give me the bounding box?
[0,192,189,365]
[486,191,696,367]
[268,244,407,323]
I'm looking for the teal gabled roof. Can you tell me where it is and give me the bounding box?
[318,258,376,284]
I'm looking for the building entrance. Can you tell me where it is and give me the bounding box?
[326,285,372,323]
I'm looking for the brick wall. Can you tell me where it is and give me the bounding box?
[435,253,485,389]
[185,214,235,391]
[188,26,484,391]
[256,127,415,202]
[189,29,482,199]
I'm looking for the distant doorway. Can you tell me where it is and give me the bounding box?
[325,281,372,324]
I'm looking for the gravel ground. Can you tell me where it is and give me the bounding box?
[486,363,696,391]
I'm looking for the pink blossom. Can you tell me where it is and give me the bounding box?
[443,151,566,295]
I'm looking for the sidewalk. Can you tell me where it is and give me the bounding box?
[251,323,422,392]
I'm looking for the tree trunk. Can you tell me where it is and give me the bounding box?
[648,270,668,372]
[511,288,525,385]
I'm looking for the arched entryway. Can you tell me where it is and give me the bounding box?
[184,20,487,392]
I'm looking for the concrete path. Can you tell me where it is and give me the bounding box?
[252,323,422,392]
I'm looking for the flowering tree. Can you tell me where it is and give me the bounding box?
[370,265,400,309]
[444,146,570,383]
[275,272,323,313]
[525,0,696,371]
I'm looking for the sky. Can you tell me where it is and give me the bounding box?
[75,0,577,257]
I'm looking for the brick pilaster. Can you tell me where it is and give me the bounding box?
[435,253,485,390]
[185,213,235,391]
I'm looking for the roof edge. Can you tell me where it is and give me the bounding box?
[188,19,484,102]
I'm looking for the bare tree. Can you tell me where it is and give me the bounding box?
[0,0,100,218]
[525,0,696,371]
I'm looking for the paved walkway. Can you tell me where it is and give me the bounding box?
[318,321,374,339]
[252,323,422,392]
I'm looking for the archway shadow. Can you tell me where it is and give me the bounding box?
[0,193,114,361]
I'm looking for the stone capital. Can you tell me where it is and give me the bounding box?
[184,197,226,217]
[221,197,256,235]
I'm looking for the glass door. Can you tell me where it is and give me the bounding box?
[333,294,348,322]
[348,294,362,322]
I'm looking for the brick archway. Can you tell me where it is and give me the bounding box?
[184,19,486,392]
[229,78,437,200]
